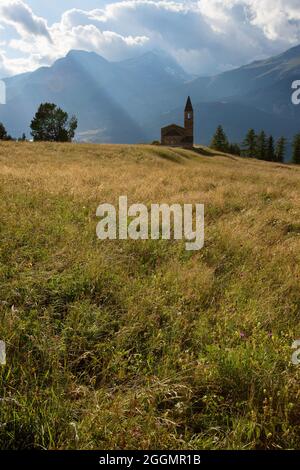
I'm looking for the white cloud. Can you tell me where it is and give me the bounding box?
[0,0,52,41]
[0,48,38,77]
[245,0,300,42]
[54,24,149,60]
[199,0,300,42]
[0,0,300,77]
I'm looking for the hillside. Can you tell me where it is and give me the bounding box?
[0,143,300,450]
[186,44,300,103]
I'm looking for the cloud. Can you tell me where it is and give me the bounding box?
[199,0,300,42]
[57,24,149,60]
[245,0,300,42]
[0,0,52,41]
[0,47,39,77]
[51,0,300,73]
[0,50,10,77]
[1,0,300,77]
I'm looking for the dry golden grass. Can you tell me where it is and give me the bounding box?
[0,141,300,449]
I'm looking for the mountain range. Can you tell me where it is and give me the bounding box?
[0,46,300,149]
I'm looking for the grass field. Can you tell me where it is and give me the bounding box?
[0,141,300,450]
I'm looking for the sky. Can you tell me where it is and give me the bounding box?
[0,0,300,78]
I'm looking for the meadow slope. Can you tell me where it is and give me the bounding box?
[0,142,300,450]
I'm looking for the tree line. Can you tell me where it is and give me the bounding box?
[2,106,300,165]
[210,125,300,164]
[0,103,78,143]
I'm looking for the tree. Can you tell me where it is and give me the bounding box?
[210,125,229,152]
[242,129,257,158]
[275,137,286,163]
[18,133,26,142]
[228,143,241,156]
[30,103,78,142]
[0,122,7,140]
[266,135,275,162]
[256,130,267,160]
[292,133,300,164]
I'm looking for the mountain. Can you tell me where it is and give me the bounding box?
[0,49,192,143]
[150,101,298,147]
[0,45,299,147]
[165,44,300,147]
[184,44,300,103]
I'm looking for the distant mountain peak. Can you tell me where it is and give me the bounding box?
[277,43,300,59]
[118,49,192,81]
[67,49,98,58]
[65,49,109,63]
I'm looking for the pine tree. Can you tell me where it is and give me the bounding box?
[18,133,26,142]
[292,133,300,164]
[267,135,275,161]
[257,131,267,160]
[242,129,257,158]
[228,143,241,156]
[210,125,229,152]
[0,122,7,140]
[275,137,286,163]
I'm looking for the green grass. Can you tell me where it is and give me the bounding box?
[0,142,300,449]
